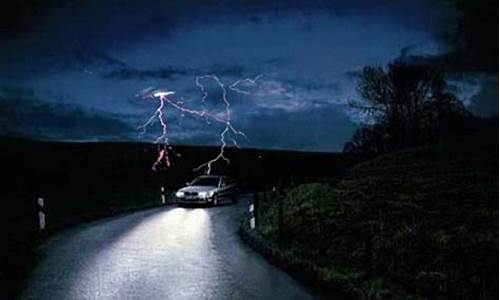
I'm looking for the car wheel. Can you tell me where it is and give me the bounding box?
[213,197,218,206]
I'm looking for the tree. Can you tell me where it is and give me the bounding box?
[345,61,469,154]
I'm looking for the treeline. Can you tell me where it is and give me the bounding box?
[343,61,475,155]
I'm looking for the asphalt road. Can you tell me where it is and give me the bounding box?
[20,194,316,300]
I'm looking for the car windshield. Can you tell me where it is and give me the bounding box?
[191,177,219,186]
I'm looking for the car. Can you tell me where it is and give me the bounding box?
[175,175,238,206]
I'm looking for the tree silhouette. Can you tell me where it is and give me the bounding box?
[345,61,469,154]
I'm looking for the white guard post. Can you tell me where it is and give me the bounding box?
[161,187,166,205]
[249,202,255,229]
[38,197,46,231]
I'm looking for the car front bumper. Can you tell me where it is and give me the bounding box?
[176,196,213,204]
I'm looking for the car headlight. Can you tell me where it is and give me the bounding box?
[175,191,184,197]
[199,191,215,198]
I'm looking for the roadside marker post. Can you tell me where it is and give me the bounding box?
[249,199,255,230]
[37,197,46,232]
[161,186,166,205]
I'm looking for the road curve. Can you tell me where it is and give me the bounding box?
[20,195,316,300]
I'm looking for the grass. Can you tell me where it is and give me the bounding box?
[241,127,498,299]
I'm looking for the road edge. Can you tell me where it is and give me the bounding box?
[7,201,175,300]
[238,218,357,300]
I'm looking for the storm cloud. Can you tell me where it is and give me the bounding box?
[0,0,494,151]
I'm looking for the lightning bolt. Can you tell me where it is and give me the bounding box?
[139,74,262,174]
[229,74,263,95]
[138,90,175,171]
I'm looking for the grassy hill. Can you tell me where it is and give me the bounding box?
[242,125,498,299]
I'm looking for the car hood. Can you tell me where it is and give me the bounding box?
[178,186,217,193]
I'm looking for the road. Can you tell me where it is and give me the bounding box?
[20,194,316,300]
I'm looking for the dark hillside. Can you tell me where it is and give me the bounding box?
[243,125,498,299]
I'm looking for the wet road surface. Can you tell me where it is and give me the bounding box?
[20,195,316,300]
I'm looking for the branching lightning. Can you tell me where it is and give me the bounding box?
[229,74,263,95]
[139,90,175,171]
[139,74,262,174]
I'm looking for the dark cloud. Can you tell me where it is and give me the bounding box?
[282,78,341,92]
[73,47,127,69]
[207,65,247,77]
[0,0,444,42]
[468,75,499,118]
[344,70,363,79]
[144,102,359,151]
[248,15,264,24]
[104,63,250,81]
[0,86,134,141]
[0,0,55,39]
[261,57,288,67]
[311,99,333,107]
[105,67,189,80]
[441,0,498,72]
[1,0,488,151]
[238,105,357,151]
[392,0,498,73]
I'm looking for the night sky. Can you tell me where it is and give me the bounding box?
[0,0,497,151]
